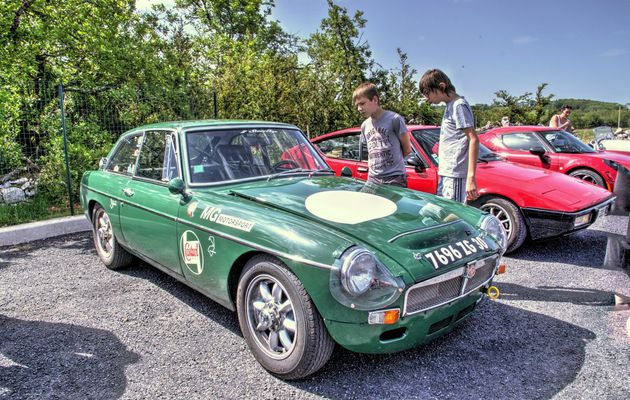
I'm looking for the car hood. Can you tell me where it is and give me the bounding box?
[478,161,613,211]
[225,176,499,281]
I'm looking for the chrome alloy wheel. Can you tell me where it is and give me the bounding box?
[95,209,114,258]
[480,202,513,240]
[571,171,597,184]
[245,274,297,359]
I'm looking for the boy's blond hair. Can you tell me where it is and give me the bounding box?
[353,82,379,103]
[419,69,456,96]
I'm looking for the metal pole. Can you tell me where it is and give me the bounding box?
[58,83,75,215]
[213,89,217,119]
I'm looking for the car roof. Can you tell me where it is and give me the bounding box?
[128,119,298,132]
[311,124,439,141]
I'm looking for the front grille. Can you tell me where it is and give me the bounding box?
[403,254,499,316]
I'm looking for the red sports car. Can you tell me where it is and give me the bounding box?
[311,126,615,253]
[478,125,630,192]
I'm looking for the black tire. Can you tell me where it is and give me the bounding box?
[568,169,606,188]
[91,204,134,270]
[236,255,334,380]
[479,197,527,254]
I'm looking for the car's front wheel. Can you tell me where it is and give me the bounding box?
[479,197,527,253]
[236,255,334,380]
[568,169,606,188]
[92,204,134,270]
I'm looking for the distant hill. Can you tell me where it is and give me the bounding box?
[551,99,629,128]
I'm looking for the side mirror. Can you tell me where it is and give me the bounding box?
[529,147,550,164]
[98,157,108,169]
[168,178,190,200]
[406,154,427,173]
[340,166,353,177]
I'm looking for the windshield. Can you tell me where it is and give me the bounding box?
[186,127,330,184]
[593,126,614,142]
[410,128,501,165]
[541,130,596,153]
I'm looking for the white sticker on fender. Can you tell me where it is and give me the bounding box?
[305,191,397,224]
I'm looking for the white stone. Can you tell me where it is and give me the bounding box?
[21,181,32,190]
[1,187,26,204]
[9,178,28,185]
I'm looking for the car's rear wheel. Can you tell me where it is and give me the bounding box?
[92,204,134,270]
[236,255,334,380]
[479,197,527,253]
[568,169,606,188]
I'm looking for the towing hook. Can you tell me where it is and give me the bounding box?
[486,285,500,299]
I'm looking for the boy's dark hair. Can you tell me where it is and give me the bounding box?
[561,105,573,111]
[419,69,456,96]
[353,82,379,103]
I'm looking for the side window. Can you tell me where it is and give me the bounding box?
[501,133,544,151]
[316,135,360,161]
[107,133,143,175]
[136,131,180,182]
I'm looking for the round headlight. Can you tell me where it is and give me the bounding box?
[481,214,507,253]
[340,248,376,296]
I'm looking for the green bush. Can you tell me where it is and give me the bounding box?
[38,120,113,204]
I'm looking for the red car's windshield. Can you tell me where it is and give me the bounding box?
[540,130,596,153]
[411,128,500,165]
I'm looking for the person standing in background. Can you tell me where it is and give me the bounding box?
[549,105,574,133]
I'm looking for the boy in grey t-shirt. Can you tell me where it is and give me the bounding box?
[419,69,479,203]
[353,83,412,187]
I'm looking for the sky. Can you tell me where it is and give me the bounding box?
[137,0,630,106]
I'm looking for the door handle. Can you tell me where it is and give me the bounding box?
[122,188,134,197]
[357,167,368,173]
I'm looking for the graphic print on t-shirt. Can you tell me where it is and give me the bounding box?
[365,126,395,171]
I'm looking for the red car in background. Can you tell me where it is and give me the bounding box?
[478,126,630,192]
[311,126,615,253]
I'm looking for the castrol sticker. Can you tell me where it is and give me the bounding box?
[180,230,204,275]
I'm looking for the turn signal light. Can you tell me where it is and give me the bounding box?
[497,263,506,274]
[368,309,400,325]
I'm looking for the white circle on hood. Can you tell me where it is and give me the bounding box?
[305,191,397,224]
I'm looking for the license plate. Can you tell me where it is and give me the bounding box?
[597,204,610,219]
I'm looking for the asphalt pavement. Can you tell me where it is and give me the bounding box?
[0,216,628,399]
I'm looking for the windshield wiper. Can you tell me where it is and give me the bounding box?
[267,168,334,181]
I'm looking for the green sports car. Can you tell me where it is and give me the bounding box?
[80,120,507,379]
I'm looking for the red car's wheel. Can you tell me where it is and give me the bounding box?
[479,197,527,253]
[568,169,606,188]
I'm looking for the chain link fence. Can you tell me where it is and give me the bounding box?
[0,81,217,225]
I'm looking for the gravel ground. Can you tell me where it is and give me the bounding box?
[1,216,629,400]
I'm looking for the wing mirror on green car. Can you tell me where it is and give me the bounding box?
[168,178,191,200]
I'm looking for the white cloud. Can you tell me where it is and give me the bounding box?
[513,36,536,45]
[600,48,627,57]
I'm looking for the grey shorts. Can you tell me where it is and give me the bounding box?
[367,174,408,188]
[437,176,466,203]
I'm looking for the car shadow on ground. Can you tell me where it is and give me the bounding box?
[507,228,607,268]
[290,301,595,399]
[120,261,242,337]
[0,315,139,399]
[497,282,617,306]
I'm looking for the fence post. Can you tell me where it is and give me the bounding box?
[58,83,75,215]
[213,88,218,119]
